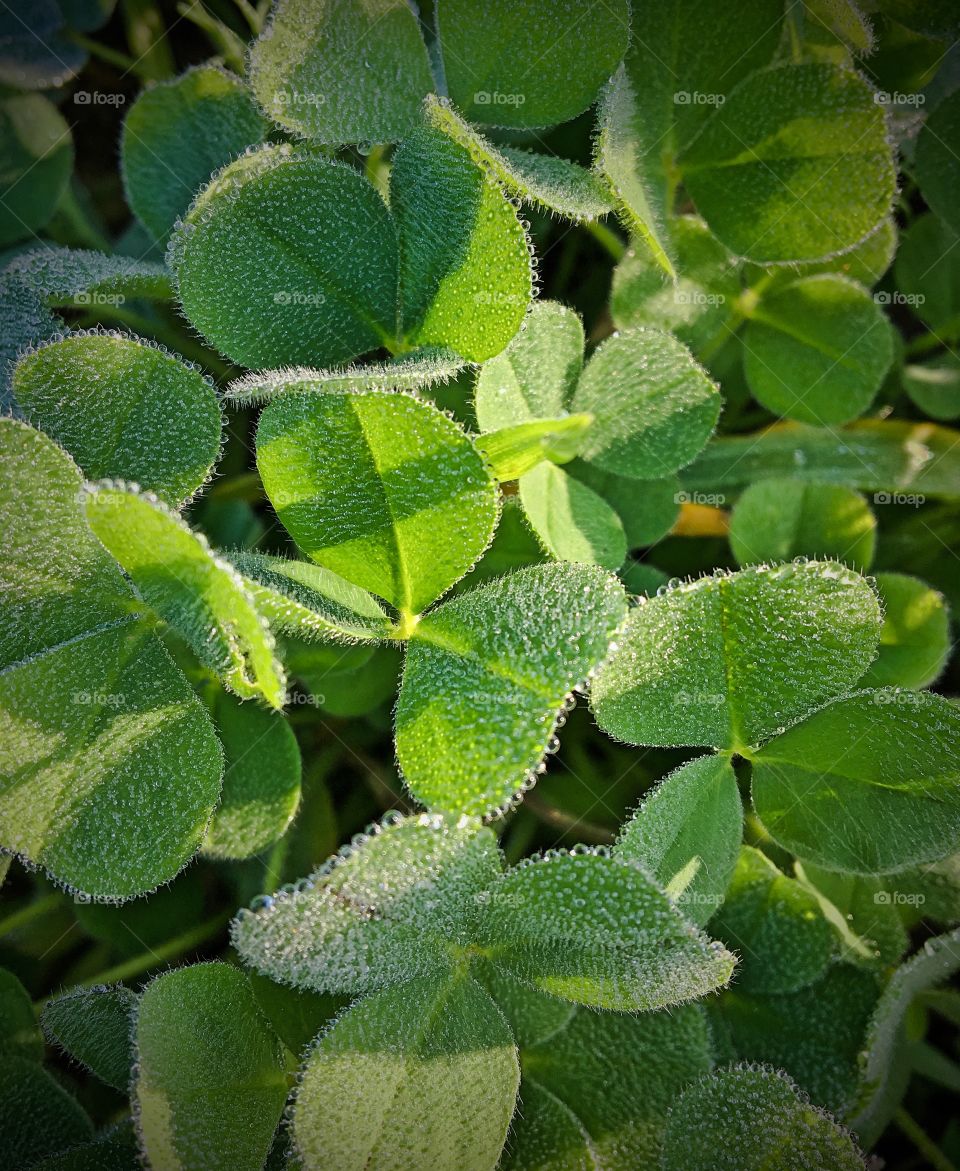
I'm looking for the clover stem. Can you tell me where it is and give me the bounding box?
[0,892,62,940]
[583,219,627,263]
[894,1108,957,1171]
[392,609,421,640]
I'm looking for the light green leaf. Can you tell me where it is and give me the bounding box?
[747,215,897,289]
[850,927,960,1145]
[711,847,836,994]
[84,484,285,709]
[172,146,399,369]
[504,1000,713,1171]
[752,689,960,874]
[798,863,909,967]
[479,415,594,482]
[256,390,498,615]
[395,563,627,816]
[12,333,222,506]
[915,90,960,237]
[426,96,615,220]
[474,300,584,431]
[610,216,740,353]
[0,95,73,247]
[571,328,721,478]
[567,461,680,548]
[729,478,876,570]
[861,572,950,689]
[0,420,223,900]
[681,419,960,500]
[232,813,503,995]
[0,967,44,1060]
[438,0,630,129]
[742,275,894,425]
[293,973,519,1171]
[135,963,287,1171]
[893,212,960,334]
[614,754,742,926]
[476,850,734,1010]
[224,348,468,406]
[519,462,627,568]
[0,1058,93,1168]
[903,353,960,422]
[122,65,269,242]
[226,549,392,644]
[202,691,301,860]
[680,65,895,264]
[591,561,881,752]
[41,985,136,1092]
[717,965,882,1116]
[661,1067,866,1171]
[391,124,531,361]
[249,0,434,145]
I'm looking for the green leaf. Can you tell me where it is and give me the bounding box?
[595,65,675,279]
[903,353,960,422]
[6,246,172,307]
[473,963,574,1050]
[0,967,44,1060]
[567,461,680,547]
[248,972,344,1057]
[893,212,960,334]
[747,216,897,289]
[742,275,894,425]
[232,814,503,995]
[30,1121,139,1171]
[256,390,498,615]
[680,65,895,264]
[0,95,73,247]
[0,420,222,900]
[249,0,434,145]
[915,90,960,238]
[476,850,735,1010]
[479,415,594,482]
[518,462,627,569]
[711,847,836,994]
[226,549,392,643]
[728,478,877,570]
[752,689,960,874]
[202,691,301,860]
[861,572,950,689]
[395,563,627,816]
[682,419,960,500]
[571,328,721,479]
[474,300,584,430]
[41,985,136,1092]
[84,484,285,709]
[504,1001,713,1170]
[172,146,399,369]
[850,927,960,1145]
[0,1,85,89]
[122,65,269,242]
[292,973,519,1171]
[135,963,287,1171]
[661,1067,866,1171]
[224,349,468,406]
[391,124,532,361]
[13,333,222,506]
[614,754,742,926]
[591,561,881,753]
[438,0,630,129]
[797,863,909,967]
[425,96,615,220]
[717,965,882,1116]
[610,216,740,353]
[0,1057,93,1168]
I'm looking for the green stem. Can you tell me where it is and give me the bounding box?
[583,219,627,262]
[73,911,231,991]
[0,892,62,939]
[905,323,960,358]
[65,31,140,73]
[894,1108,957,1171]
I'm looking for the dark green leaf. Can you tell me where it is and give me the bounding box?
[41,985,136,1091]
